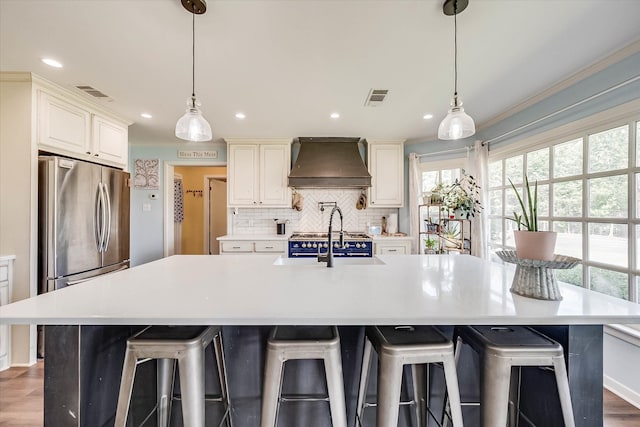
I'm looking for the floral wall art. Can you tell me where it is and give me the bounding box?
[134,159,159,189]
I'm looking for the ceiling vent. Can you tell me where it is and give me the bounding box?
[364,89,389,107]
[75,85,113,102]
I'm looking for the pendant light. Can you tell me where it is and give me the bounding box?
[438,0,475,140]
[175,0,212,142]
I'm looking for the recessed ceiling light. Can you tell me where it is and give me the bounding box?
[235,112,246,119]
[140,113,152,119]
[423,114,434,120]
[330,113,340,119]
[41,58,63,68]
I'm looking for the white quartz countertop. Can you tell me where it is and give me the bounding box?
[217,234,290,241]
[1,255,639,326]
[372,235,412,241]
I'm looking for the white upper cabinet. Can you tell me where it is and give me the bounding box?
[228,144,259,206]
[36,88,129,169]
[226,139,292,207]
[367,139,405,207]
[37,91,90,154]
[91,115,128,166]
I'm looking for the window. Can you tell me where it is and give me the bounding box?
[419,159,465,195]
[488,118,639,302]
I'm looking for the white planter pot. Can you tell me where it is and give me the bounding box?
[513,230,557,261]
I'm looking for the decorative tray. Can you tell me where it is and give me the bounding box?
[496,251,581,269]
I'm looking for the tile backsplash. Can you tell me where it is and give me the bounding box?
[230,189,399,235]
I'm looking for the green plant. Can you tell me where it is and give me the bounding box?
[443,222,460,240]
[440,172,483,219]
[509,175,538,231]
[424,237,438,249]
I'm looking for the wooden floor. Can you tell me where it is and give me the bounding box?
[1,361,639,426]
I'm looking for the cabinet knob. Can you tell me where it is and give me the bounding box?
[94,154,99,157]
[86,151,91,155]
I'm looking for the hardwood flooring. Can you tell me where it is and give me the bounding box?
[1,361,639,426]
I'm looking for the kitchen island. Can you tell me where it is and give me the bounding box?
[1,254,640,426]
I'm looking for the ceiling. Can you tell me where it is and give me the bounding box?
[1,0,639,146]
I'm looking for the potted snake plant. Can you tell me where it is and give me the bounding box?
[509,175,557,261]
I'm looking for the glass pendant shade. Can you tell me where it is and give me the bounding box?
[175,96,212,142]
[438,0,475,141]
[175,5,212,142]
[438,97,475,140]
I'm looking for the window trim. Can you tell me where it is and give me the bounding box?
[487,101,639,303]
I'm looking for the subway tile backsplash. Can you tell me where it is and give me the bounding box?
[230,189,398,235]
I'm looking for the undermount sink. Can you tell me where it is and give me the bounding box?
[273,256,386,267]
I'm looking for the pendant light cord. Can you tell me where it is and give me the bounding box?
[191,9,196,99]
[454,1,457,97]
[453,0,458,104]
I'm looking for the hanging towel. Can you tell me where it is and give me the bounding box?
[356,191,367,210]
[174,179,184,223]
[292,191,304,211]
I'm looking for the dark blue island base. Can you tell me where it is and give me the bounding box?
[44,325,602,427]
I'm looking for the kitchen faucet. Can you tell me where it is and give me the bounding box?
[318,204,344,267]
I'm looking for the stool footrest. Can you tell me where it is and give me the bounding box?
[279,394,331,403]
[173,394,226,403]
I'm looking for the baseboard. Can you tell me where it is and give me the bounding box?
[604,375,640,410]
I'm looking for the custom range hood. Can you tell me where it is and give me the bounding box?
[288,137,371,188]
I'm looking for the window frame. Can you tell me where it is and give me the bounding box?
[487,107,639,303]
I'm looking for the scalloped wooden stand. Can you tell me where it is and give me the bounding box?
[496,251,581,301]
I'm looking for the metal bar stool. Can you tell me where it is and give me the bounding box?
[450,325,575,427]
[260,326,347,427]
[115,326,232,427]
[356,325,464,427]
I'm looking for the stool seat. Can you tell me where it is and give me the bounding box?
[453,325,574,427]
[261,326,347,427]
[115,325,232,427]
[357,325,464,427]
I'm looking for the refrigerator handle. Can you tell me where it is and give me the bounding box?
[95,183,104,252]
[103,182,112,252]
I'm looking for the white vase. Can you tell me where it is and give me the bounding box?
[513,231,557,261]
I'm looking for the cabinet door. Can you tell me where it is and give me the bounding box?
[228,145,258,206]
[37,91,91,154]
[374,241,411,255]
[259,144,291,207]
[254,240,286,253]
[220,241,253,253]
[369,142,404,207]
[92,115,128,167]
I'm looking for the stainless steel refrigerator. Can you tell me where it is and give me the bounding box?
[38,156,130,293]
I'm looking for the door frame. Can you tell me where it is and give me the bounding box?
[203,175,227,254]
[163,161,226,257]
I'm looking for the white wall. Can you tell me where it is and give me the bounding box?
[0,75,38,366]
[604,326,640,408]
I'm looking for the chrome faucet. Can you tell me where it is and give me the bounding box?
[318,204,344,267]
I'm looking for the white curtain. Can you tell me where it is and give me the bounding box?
[409,153,422,254]
[469,140,489,259]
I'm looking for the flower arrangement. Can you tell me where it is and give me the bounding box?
[439,171,483,219]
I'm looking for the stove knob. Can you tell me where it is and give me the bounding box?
[334,242,340,248]
[323,243,328,248]
[312,243,318,248]
[301,243,307,248]
[355,243,361,248]
[344,243,350,248]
